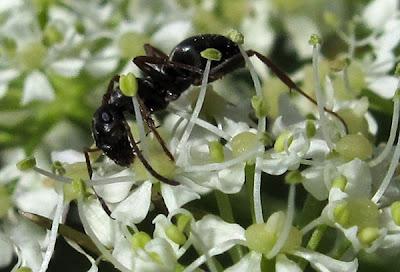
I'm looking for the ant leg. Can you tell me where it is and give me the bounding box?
[137,97,175,161]
[144,44,168,59]
[208,50,348,132]
[122,119,179,186]
[83,147,114,217]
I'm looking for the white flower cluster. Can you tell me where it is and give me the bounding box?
[1,0,400,272]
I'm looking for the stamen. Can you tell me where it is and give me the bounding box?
[33,166,72,183]
[266,184,296,258]
[239,46,265,224]
[369,83,400,167]
[86,175,136,186]
[176,59,212,162]
[183,239,246,272]
[181,148,261,173]
[310,36,333,149]
[38,188,65,272]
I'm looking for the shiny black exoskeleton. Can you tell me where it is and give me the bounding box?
[88,34,345,185]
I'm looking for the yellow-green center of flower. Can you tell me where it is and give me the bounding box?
[231,131,258,158]
[251,95,268,118]
[357,227,380,246]
[134,151,176,182]
[166,224,187,245]
[63,178,85,202]
[131,231,152,250]
[337,109,369,136]
[17,42,47,70]
[334,198,379,229]
[177,214,192,233]
[17,157,37,171]
[43,24,63,46]
[335,134,373,161]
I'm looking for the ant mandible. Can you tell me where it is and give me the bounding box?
[85,33,346,188]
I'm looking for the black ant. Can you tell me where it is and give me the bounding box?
[85,34,346,190]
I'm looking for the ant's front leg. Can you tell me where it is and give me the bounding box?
[136,97,175,162]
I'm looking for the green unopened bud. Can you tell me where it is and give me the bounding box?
[391,201,400,226]
[357,227,380,246]
[131,231,152,250]
[331,175,347,191]
[306,120,316,138]
[285,170,303,184]
[200,48,222,61]
[274,131,293,152]
[177,214,191,233]
[0,186,11,218]
[166,224,187,245]
[16,267,32,272]
[119,73,138,97]
[395,63,400,77]
[251,95,268,118]
[226,29,244,44]
[334,202,350,227]
[231,131,258,158]
[335,134,373,161]
[208,141,224,163]
[51,161,66,176]
[308,34,321,46]
[17,157,36,171]
[64,178,85,202]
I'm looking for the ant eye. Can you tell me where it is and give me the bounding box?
[101,111,112,123]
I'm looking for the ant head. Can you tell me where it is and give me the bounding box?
[92,104,134,167]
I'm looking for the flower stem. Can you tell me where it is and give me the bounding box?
[298,224,328,270]
[245,164,256,224]
[214,190,244,262]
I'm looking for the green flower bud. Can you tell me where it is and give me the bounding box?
[200,48,222,61]
[226,29,244,44]
[131,231,152,250]
[274,131,293,153]
[17,157,36,171]
[335,134,373,161]
[331,175,347,191]
[357,227,380,246]
[166,224,187,245]
[119,73,138,97]
[308,34,321,46]
[391,201,400,226]
[208,141,224,163]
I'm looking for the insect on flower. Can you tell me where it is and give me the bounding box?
[85,34,346,189]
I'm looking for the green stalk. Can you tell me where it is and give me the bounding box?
[245,164,256,223]
[215,190,244,263]
[298,224,328,270]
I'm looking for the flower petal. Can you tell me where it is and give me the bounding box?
[111,181,152,225]
[49,58,84,77]
[225,252,261,272]
[276,254,302,272]
[161,184,200,213]
[22,71,55,105]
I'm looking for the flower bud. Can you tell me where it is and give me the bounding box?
[131,231,152,250]
[177,214,192,233]
[231,131,258,158]
[166,224,187,245]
